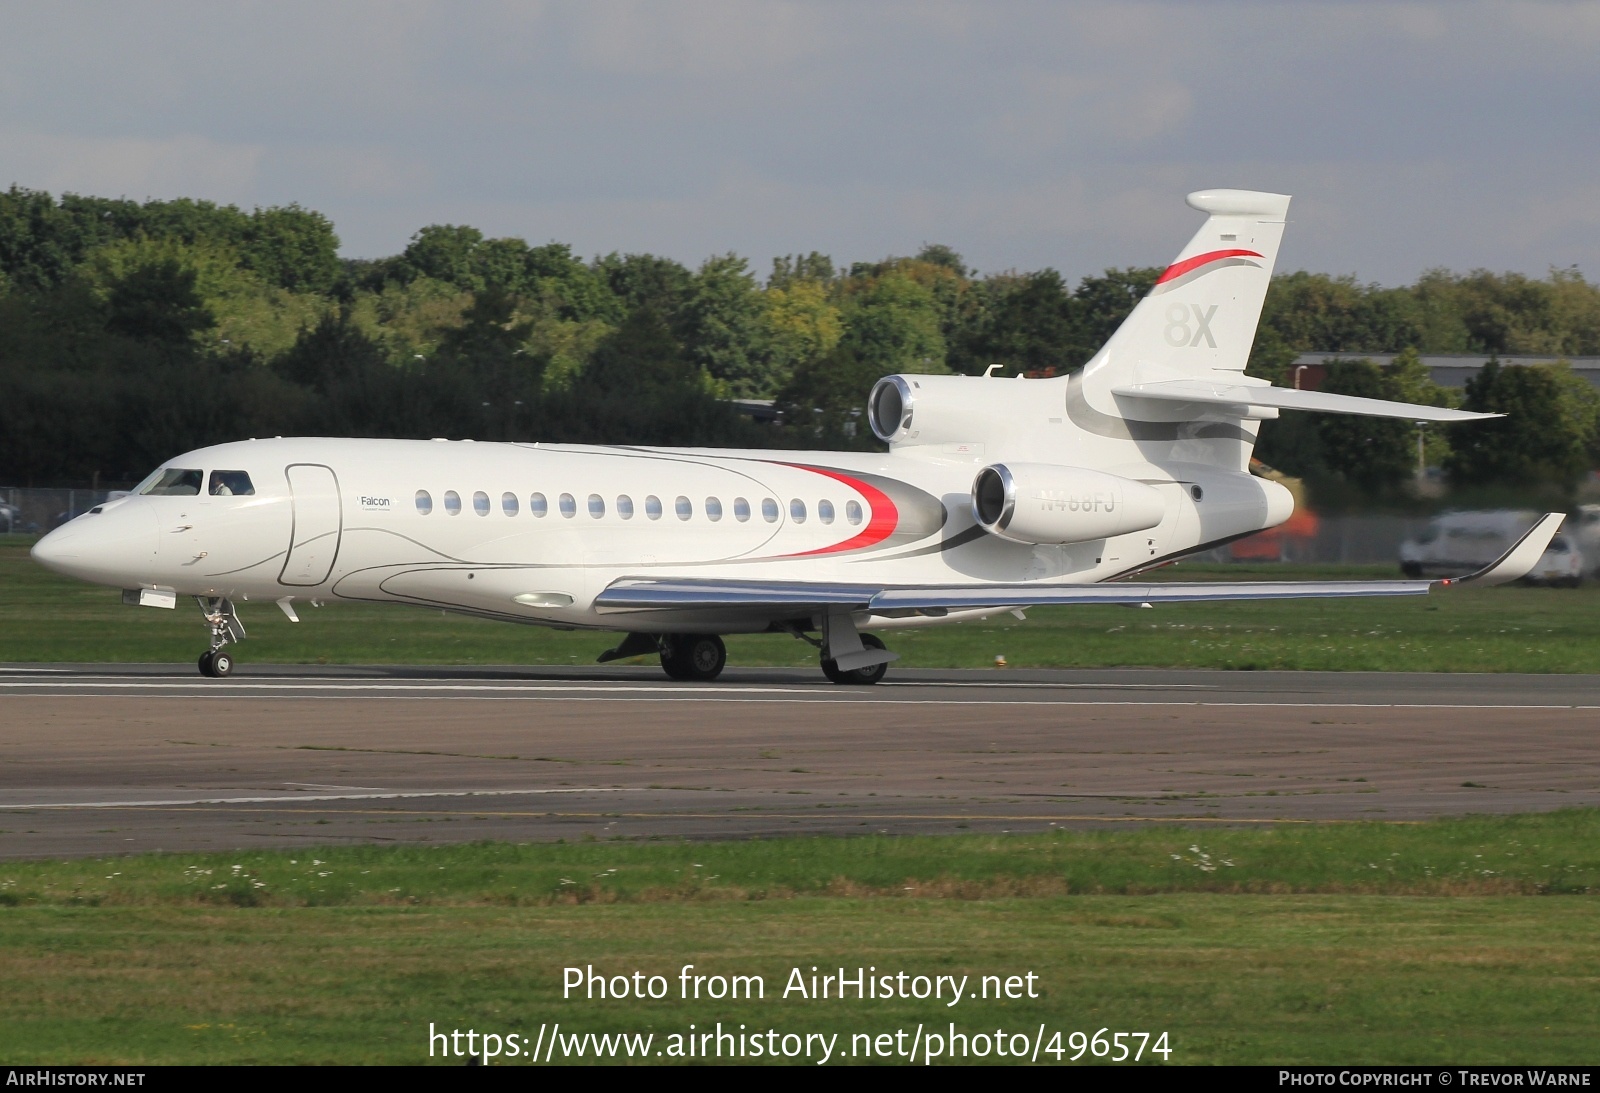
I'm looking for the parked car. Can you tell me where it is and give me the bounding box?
[1401,510,1582,585]
[1527,534,1584,587]
[0,500,21,534]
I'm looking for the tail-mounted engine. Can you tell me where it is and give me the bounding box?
[972,463,1166,546]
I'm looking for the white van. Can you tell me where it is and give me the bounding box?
[1400,510,1583,586]
[1578,504,1600,578]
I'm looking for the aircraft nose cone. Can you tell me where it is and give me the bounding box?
[31,502,158,586]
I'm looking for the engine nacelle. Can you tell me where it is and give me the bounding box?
[868,373,1024,448]
[972,463,1166,545]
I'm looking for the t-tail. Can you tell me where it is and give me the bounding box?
[867,188,1498,471]
[1081,189,1290,397]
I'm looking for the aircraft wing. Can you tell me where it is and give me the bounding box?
[596,514,1565,612]
[1111,378,1499,422]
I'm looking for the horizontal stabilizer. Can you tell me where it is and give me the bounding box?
[1111,379,1499,422]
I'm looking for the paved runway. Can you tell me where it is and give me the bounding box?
[2,664,1597,858]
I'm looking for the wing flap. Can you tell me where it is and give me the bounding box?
[594,578,876,610]
[1112,378,1498,422]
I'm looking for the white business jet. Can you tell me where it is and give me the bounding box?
[30,190,1561,682]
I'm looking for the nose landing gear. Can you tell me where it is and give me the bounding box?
[198,648,234,677]
[195,596,245,678]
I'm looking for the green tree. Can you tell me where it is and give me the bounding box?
[401,225,486,291]
[1068,267,1161,364]
[950,269,1075,376]
[241,205,341,294]
[1315,359,1417,494]
[759,278,842,388]
[1446,360,1596,490]
[839,271,947,375]
[681,254,770,397]
[103,258,215,345]
[594,252,694,321]
[775,345,884,448]
[549,308,746,446]
[767,252,835,290]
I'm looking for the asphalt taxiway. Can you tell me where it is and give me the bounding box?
[1,664,1597,858]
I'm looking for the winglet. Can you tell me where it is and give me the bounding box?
[1441,513,1566,588]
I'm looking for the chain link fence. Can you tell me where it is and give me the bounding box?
[0,487,123,535]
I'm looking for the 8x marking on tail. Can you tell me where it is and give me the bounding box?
[1164,303,1219,348]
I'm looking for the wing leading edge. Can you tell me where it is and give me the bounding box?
[594,514,1565,613]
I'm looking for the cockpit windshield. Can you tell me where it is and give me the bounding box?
[209,470,255,496]
[139,468,203,496]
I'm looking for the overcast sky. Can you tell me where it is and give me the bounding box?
[3,1,1598,284]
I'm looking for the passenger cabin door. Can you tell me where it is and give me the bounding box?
[279,464,342,586]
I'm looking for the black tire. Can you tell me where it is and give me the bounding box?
[821,633,889,685]
[660,634,726,682]
[1400,562,1423,579]
[211,650,234,677]
[198,651,215,677]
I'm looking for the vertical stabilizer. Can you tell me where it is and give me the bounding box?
[1082,189,1289,399]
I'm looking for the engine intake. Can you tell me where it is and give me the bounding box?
[972,463,1166,545]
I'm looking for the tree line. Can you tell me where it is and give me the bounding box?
[2,185,1597,502]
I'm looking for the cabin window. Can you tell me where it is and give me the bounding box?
[818,499,835,525]
[559,493,577,518]
[645,495,663,520]
[846,500,863,525]
[762,498,779,523]
[790,498,807,523]
[208,470,255,496]
[444,490,462,515]
[675,496,693,520]
[415,490,433,515]
[473,491,491,516]
[617,495,634,519]
[502,492,518,516]
[141,468,203,496]
[705,497,723,522]
[588,494,606,518]
[733,497,750,522]
[530,493,548,517]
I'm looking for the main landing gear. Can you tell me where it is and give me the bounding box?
[597,616,897,686]
[599,632,728,681]
[822,633,890,685]
[660,634,727,682]
[817,610,897,686]
[195,596,245,678]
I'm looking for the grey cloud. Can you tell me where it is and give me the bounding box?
[1,1,1596,283]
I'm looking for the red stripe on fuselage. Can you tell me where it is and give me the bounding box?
[1155,248,1263,285]
[777,464,900,557]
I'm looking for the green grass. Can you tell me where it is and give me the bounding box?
[5,538,1599,671]
[2,813,1599,1064]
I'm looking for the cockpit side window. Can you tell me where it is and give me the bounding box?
[208,470,255,496]
[141,468,203,496]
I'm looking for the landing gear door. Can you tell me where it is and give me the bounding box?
[279,464,342,587]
